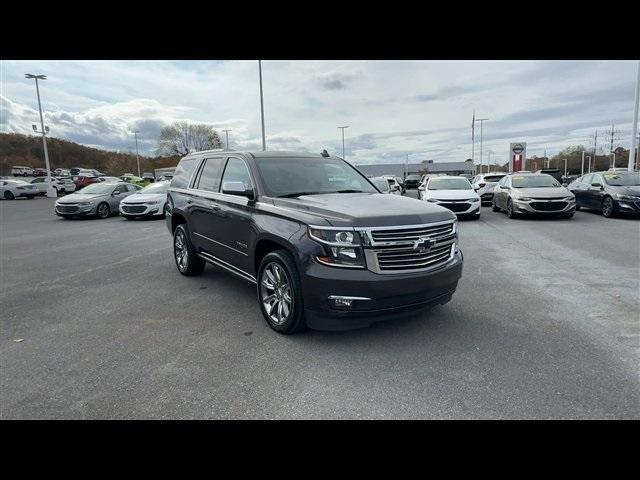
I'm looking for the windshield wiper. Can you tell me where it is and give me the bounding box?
[331,189,364,193]
[277,191,325,198]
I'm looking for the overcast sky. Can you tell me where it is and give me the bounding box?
[1,60,637,165]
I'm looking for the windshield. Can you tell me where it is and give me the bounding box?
[372,178,390,191]
[602,172,640,186]
[140,182,169,194]
[81,183,119,194]
[428,178,472,190]
[512,175,560,188]
[483,175,504,183]
[255,157,377,197]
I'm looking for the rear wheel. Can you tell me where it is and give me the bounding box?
[257,250,306,334]
[601,197,615,218]
[4,191,15,200]
[173,224,205,276]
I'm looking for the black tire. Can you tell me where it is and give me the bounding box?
[257,250,306,334]
[96,202,110,219]
[506,199,516,218]
[173,224,205,276]
[492,200,500,212]
[4,191,15,200]
[561,213,574,219]
[124,216,134,220]
[26,195,34,199]
[601,196,615,218]
[575,205,581,211]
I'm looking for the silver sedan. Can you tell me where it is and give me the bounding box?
[54,182,141,219]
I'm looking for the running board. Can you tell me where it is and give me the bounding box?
[197,252,257,284]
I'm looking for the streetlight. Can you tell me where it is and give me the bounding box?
[25,73,55,197]
[132,131,141,177]
[475,118,488,173]
[338,126,349,160]
[223,129,232,151]
[563,158,568,177]
[629,61,640,172]
[258,60,266,151]
[586,155,592,173]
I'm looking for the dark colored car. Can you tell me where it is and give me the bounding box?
[33,168,50,177]
[166,150,464,334]
[567,171,640,217]
[73,175,100,190]
[534,169,563,184]
[404,174,422,189]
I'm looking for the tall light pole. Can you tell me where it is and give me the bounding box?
[223,129,232,151]
[133,131,141,177]
[475,118,488,173]
[563,158,568,177]
[258,60,266,151]
[25,73,55,197]
[581,151,585,176]
[338,126,349,160]
[629,61,640,172]
[587,155,592,173]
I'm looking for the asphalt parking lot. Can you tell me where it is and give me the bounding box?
[1,193,638,419]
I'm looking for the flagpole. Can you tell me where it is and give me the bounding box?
[471,109,475,172]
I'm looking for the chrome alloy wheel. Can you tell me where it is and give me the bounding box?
[174,229,188,272]
[260,262,292,325]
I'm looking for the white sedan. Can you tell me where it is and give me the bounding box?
[419,175,481,219]
[119,181,169,219]
[1,179,39,200]
[30,176,76,195]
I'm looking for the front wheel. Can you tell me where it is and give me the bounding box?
[257,250,306,334]
[96,202,110,219]
[173,224,205,276]
[4,191,15,200]
[601,197,615,218]
[506,199,516,218]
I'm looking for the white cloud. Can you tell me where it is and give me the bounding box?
[1,60,637,163]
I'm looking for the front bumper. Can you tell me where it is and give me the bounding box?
[301,250,463,330]
[512,198,575,215]
[119,203,164,217]
[614,198,640,214]
[55,204,97,216]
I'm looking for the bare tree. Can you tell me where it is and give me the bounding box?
[157,121,222,156]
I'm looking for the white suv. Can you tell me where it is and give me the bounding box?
[11,166,34,177]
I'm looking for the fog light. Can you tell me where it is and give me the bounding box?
[328,295,371,310]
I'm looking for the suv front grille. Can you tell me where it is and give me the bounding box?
[360,220,457,274]
[374,243,454,272]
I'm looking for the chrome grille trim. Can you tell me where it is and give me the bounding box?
[357,220,457,274]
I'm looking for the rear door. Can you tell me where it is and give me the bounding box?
[586,173,605,208]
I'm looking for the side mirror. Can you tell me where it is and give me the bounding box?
[112,190,121,196]
[222,181,254,199]
[478,183,486,188]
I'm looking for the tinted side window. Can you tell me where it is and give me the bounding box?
[221,158,252,190]
[197,157,226,192]
[171,158,198,189]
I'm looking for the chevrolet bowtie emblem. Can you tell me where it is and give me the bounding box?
[413,237,434,252]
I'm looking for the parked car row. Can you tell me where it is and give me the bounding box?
[53,180,169,219]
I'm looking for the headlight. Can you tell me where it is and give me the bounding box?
[145,201,161,205]
[309,227,364,268]
[565,196,576,201]
[78,201,94,206]
[470,197,480,202]
[427,198,439,203]
[615,193,639,201]
[517,197,531,201]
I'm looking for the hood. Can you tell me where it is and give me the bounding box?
[271,192,455,227]
[423,189,478,200]
[122,193,166,203]
[607,185,640,196]
[57,193,106,203]
[512,186,571,198]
